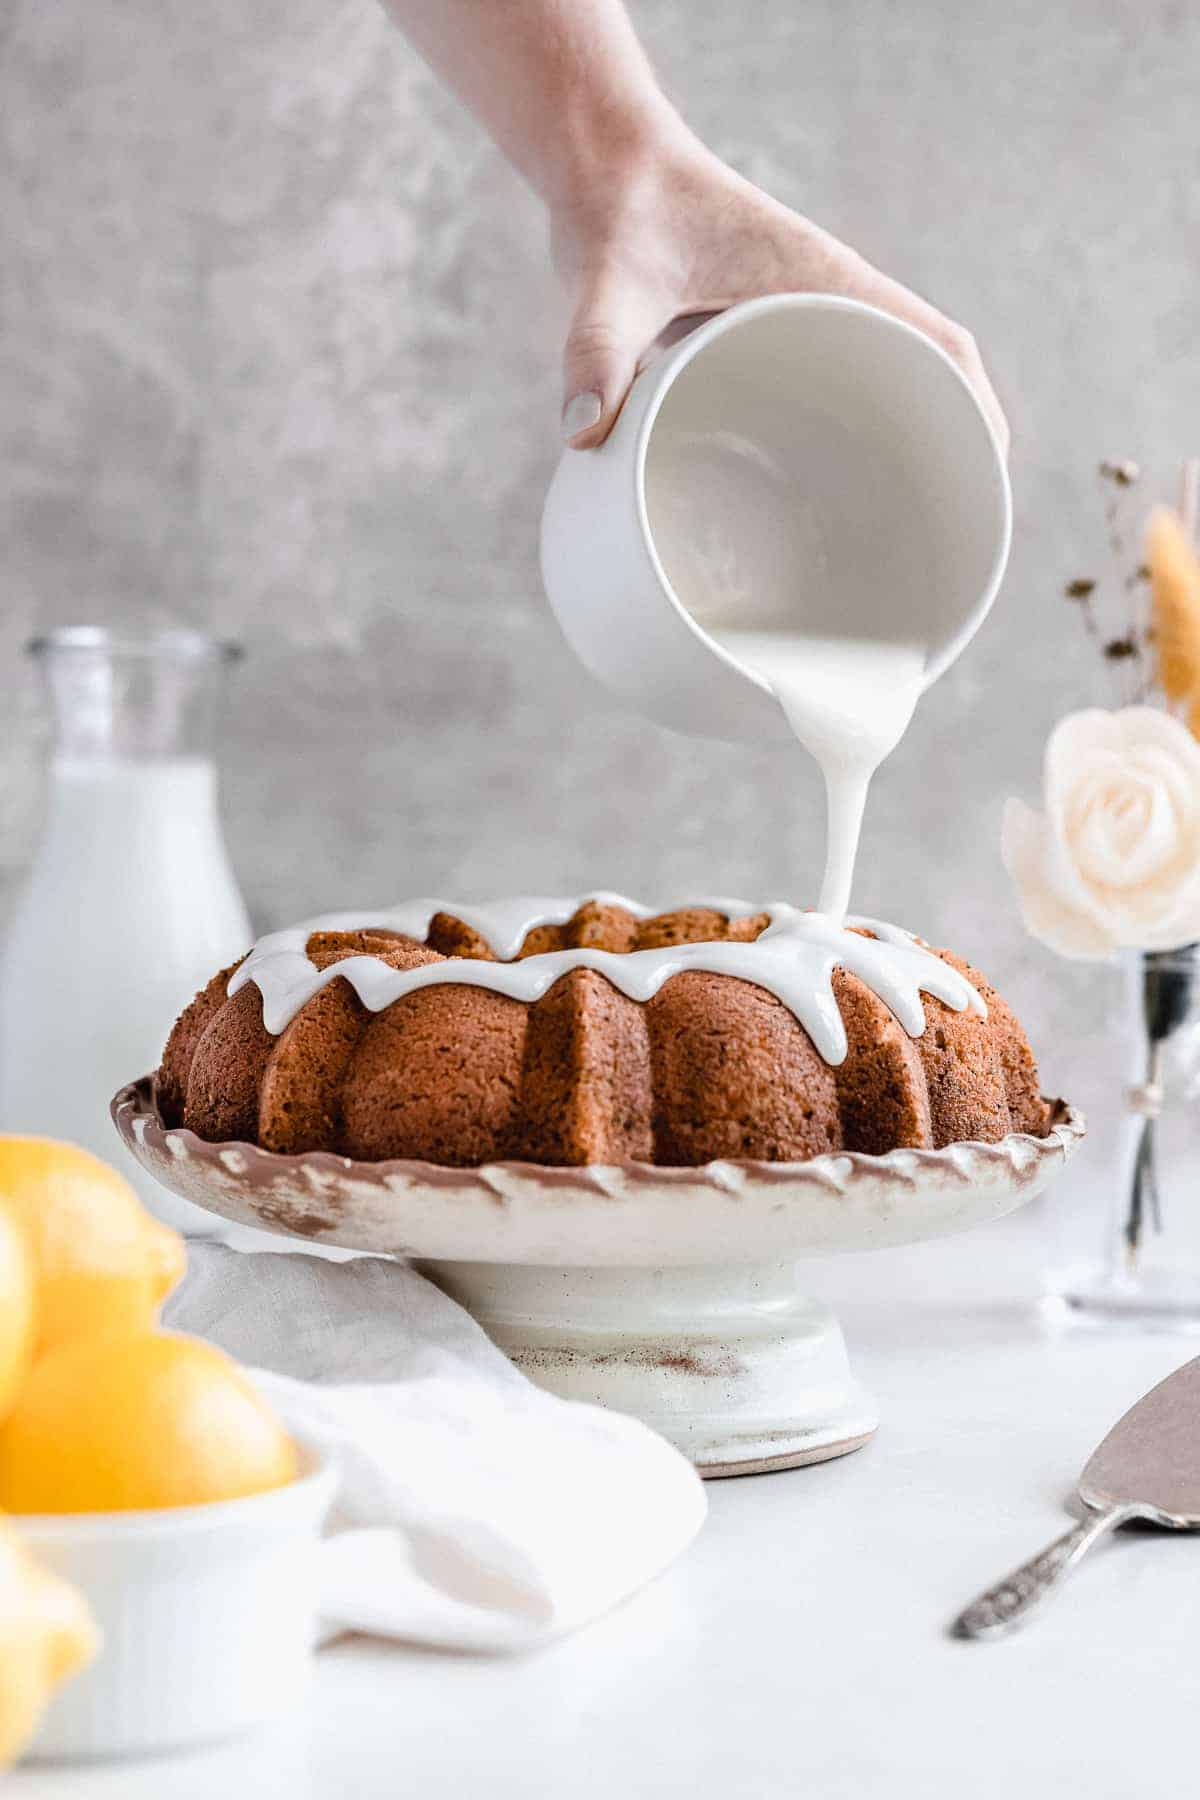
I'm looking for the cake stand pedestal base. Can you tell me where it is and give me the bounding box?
[113,1080,1085,1479]
[417,1259,878,1478]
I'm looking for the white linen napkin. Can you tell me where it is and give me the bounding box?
[165,1244,707,1653]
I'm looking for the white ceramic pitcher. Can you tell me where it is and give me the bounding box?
[540,293,1011,744]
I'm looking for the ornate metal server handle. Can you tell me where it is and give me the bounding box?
[952,1505,1142,1639]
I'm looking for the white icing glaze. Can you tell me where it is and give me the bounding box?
[228,894,985,1067]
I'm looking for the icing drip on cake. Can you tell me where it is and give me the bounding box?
[229,894,985,1067]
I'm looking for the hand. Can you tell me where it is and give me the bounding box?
[555,129,1008,455]
[381,1,1004,455]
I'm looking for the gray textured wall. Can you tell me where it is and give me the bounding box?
[3,0,1198,1216]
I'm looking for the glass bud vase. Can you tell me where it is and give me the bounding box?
[1055,944,1200,1327]
[0,627,252,1235]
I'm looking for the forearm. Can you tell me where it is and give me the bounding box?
[380,0,685,210]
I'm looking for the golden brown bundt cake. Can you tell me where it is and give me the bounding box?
[157,900,1051,1167]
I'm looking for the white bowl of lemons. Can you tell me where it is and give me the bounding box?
[0,1137,337,1763]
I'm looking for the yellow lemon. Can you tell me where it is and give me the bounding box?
[0,1203,34,1421]
[0,1137,185,1357]
[0,1515,98,1767]
[0,1330,298,1514]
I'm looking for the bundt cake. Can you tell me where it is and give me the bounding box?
[157,894,1051,1167]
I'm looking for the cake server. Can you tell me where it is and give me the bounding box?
[953,1355,1200,1639]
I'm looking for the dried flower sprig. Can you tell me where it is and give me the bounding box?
[1062,460,1200,721]
[1062,462,1151,685]
[1147,503,1200,734]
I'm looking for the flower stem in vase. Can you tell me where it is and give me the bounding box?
[1123,952,1195,1266]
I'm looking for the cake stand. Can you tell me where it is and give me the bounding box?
[114,1079,1083,1478]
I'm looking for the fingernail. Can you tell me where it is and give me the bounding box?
[562,391,603,442]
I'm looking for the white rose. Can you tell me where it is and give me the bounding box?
[1002,707,1200,960]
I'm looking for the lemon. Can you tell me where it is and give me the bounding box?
[0,1515,98,1766]
[0,1137,185,1358]
[0,1204,34,1421]
[0,1329,298,1514]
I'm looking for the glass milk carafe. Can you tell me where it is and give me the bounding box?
[0,627,252,1233]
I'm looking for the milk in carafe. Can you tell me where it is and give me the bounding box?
[0,629,251,1233]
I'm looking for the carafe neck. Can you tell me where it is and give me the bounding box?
[30,626,242,761]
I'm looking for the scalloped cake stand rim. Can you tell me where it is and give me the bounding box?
[113,1077,1083,1266]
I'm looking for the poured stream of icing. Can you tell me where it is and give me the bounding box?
[709,633,926,921]
[230,893,984,1066]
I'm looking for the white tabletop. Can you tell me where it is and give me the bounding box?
[14,1217,1198,1800]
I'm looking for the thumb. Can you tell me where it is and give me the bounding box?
[561,319,638,450]
[561,279,651,450]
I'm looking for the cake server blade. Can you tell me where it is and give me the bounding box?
[952,1355,1200,1639]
